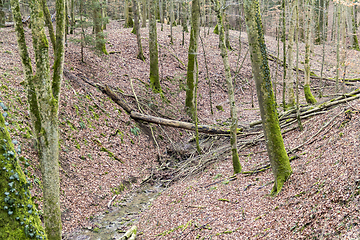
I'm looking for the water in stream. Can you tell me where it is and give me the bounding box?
[64,184,163,240]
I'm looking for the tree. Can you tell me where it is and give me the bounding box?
[0,0,5,27]
[10,0,66,237]
[213,0,241,174]
[132,0,145,60]
[244,0,292,195]
[286,2,296,108]
[303,0,316,104]
[149,0,161,92]
[0,112,47,239]
[185,0,200,120]
[93,0,108,54]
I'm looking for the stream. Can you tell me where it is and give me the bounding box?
[64,184,163,240]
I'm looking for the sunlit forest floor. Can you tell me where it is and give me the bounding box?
[1,20,360,239]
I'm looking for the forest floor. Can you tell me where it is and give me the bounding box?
[1,20,360,239]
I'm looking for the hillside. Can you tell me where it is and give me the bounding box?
[1,20,360,239]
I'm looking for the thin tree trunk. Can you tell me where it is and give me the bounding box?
[132,0,145,60]
[295,0,303,130]
[159,0,163,31]
[149,0,161,92]
[141,0,146,27]
[282,0,287,111]
[351,6,360,50]
[41,0,56,51]
[213,0,241,174]
[335,3,340,92]
[185,0,200,120]
[244,0,292,195]
[304,0,316,104]
[286,3,296,108]
[94,0,108,54]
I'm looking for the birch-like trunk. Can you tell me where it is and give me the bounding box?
[244,0,292,195]
[213,0,241,174]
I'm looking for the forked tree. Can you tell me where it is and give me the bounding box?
[10,0,66,237]
[244,0,292,195]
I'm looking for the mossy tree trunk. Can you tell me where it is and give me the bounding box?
[0,0,4,27]
[351,5,359,51]
[70,0,75,33]
[41,0,56,51]
[303,0,316,104]
[286,3,296,108]
[185,0,200,120]
[93,0,108,54]
[0,113,47,239]
[244,0,292,195]
[132,0,145,60]
[213,0,241,174]
[149,0,161,92]
[124,0,133,28]
[10,0,66,237]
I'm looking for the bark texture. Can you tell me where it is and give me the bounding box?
[213,0,241,174]
[185,0,200,120]
[0,112,46,239]
[10,0,66,237]
[244,0,292,195]
[149,0,161,92]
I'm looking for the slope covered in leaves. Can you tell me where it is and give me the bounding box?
[1,20,360,239]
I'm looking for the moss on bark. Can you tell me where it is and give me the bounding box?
[304,84,317,104]
[185,0,200,120]
[0,113,46,239]
[244,0,292,195]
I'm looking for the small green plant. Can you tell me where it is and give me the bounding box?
[130,127,140,136]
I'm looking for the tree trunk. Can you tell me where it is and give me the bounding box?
[141,0,146,27]
[213,0,241,174]
[10,0,66,237]
[244,0,292,195]
[185,0,200,120]
[124,0,133,28]
[149,0,161,92]
[132,0,145,60]
[351,6,360,51]
[170,0,174,44]
[94,0,108,54]
[0,112,47,239]
[41,0,56,51]
[0,0,5,27]
[282,0,287,111]
[286,3,296,108]
[70,0,74,33]
[304,0,316,104]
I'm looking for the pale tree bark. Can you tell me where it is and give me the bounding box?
[295,0,303,130]
[149,0,161,92]
[141,0,146,27]
[185,0,200,120]
[0,113,46,239]
[213,0,241,174]
[159,0,164,31]
[10,0,66,237]
[282,0,287,111]
[286,3,296,108]
[304,0,316,104]
[335,3,340,92]
[124,0,133,28]
[244,0,292,195]
[132,0,145,60]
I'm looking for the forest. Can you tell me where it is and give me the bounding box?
[1,0,360,239]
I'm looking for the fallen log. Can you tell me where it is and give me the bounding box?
[100,84,242,135]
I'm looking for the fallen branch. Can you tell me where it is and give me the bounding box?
[119,225,137,240]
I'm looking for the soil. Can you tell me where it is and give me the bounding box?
[1,19,360,239]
